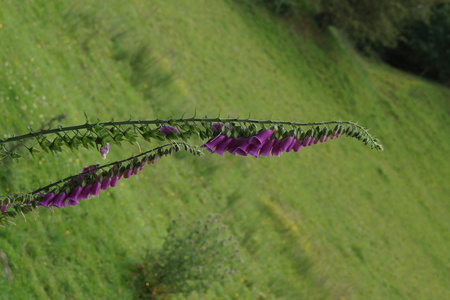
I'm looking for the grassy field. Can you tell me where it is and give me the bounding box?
[1,0,449,299]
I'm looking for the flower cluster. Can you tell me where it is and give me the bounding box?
[35,158,157,209]
[202,126,342,158]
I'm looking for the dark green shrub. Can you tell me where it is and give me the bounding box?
[135,214,240,299]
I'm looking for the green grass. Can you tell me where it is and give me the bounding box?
[1,0,449,299]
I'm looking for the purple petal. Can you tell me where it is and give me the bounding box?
[320,135,327,143]
[101,177,111,190]
[293,139,303,152]
[286,137,297,152]
[1,204,10,213]
[212,138,234,156]
[66,198,80,206]
[227,138,250,155]
[246,144,261,157]
[160,125,180,135]
[124,169,133,178]
[259,139,276,157]
[271,140,283,157]
[249,129,274,147]
[201,135,227,153]
[100,143,110,160]
[302,136,311,147]
[38,193,56,208]
[68,186,82,201]
[89,181,101,198]
[51,192,68,208]
[78,184,93,200]
[278,136,295,153]
[110,176,120,187]
[212,123,232,133]
[313,138,319,145]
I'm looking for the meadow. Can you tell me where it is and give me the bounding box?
[0,0,449,299]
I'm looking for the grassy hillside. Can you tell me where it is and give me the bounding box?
[1,0,449,299]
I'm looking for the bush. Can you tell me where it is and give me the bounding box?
[380,3,450,85]
[134,214,240,299]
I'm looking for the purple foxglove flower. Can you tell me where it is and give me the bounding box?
[307,137,315,146]
[212,123,232,133]
[201,135,227,153]
[286,137,297,152]
[132,167,140,175]
[66,198,80,206]
[271,139,284,157]
[302,136,311,147]
[38,193,56,208]
[68,186,82,201]
[213,137,234,156]
[249,129,274,147]
[81,165,97,174]
[78,184,93,200]
[89,181,101,198]
[313,138,319,145]
[235,139,251,156]
[320,135,327,143]
[1,204,10,213]
[51,192,68,208]
[100,143,110,160]
[324,136,330,142]
[259,139,276,157]
[279,136,295,153]
[100,177,111,190]
[138,162,146,171]
[227,138,250,155]
[124,169,133,178]
[160,125,180,135]
[246,144,261,157]
[110,175,120,187]
[293,139,303,152]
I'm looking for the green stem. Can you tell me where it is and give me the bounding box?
[1,142,201,199]
[0,118,368,145]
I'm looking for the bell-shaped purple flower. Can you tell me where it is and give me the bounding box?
[201,135,227,153]
[246,144,261,157]
[66,198,80,207]
[227,138,250,155]
[302,136,311,147]
[249,129,274,148]
[293,139,303,152]
[1,204,10,213]
[259,139,276,157]
[100,143,110,160]
[51,192,68,208]
[212,123,232,133]
[38,192,56,208]
[124,169,133,178]
[271,140,283,157]
[286,137,297,152]
[68,186,82,201]
[274,136,295,155]
[100,177,111,190]
[213,137,234,156]
[110,175,120,187]
[78,184,93,200]
[89,181,101,198]
[160,125,180,135]
[234,139,251,156]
